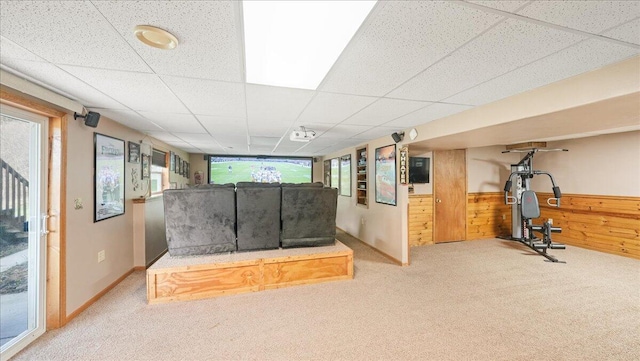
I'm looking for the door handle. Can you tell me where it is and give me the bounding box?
[41,214,51,235]
[436,198,442,203]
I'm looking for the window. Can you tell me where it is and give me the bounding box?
[150,149,168,195]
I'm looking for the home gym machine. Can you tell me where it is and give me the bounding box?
[502,148,568,262]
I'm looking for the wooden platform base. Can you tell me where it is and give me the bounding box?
[146,241,353,304]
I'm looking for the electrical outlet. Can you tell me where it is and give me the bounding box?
[548,218,553,225]
[502,214,506,220]
[98,250,105,263]
[74,198,83,210]
[361,217,366,225]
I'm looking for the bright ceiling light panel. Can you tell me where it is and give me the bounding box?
[243,0,376,90]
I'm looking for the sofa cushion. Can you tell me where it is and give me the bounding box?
[280,187,337,248]
[236,183,281,251]
[163,187,236,256]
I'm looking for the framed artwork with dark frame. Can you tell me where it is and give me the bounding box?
[340,154,351,197]
[128,141,140,163]
[94,133,125,222]
[169,151,175,171]
[375,144,397,206]
[175,155,181,174]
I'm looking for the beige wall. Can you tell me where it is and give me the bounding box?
[325,137,409,264]
[531,131,640,197]
[467,145,519,193]
[65,114,189,315]
[189,153,208,184]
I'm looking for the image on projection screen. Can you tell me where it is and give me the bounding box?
[209,156,312,184]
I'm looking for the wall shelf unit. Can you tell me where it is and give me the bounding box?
[356,145,368,207]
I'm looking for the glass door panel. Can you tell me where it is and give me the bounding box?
[0,105,47,360]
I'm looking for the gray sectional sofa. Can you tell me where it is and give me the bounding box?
[163,182,337,256]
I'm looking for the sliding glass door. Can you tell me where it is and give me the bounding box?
[0,105,48,360]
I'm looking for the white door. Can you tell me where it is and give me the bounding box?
[0,105,48,360]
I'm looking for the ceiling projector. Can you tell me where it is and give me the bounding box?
[289,127,316,142]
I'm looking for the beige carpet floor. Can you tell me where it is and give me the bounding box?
[11,231,640,361]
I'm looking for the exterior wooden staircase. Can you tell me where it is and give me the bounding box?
[0,159,29,247]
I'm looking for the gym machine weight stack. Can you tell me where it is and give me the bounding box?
[502,148,568,263]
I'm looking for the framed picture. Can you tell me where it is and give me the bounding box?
[183,160,187,177]
[128,141,140,163]
[340,154,351,197]
[186,162,190,178]
[175,155,181,174]
[94,133,125,222]
[141,153,150,179]
[323,159,331,187]
[375,144,397,206]
[169,151,175,171]
[330,158,339,190]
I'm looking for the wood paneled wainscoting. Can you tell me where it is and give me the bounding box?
[467,192,511,240]
[409,192,510,246]
[408,195,433,246]
[538,193,640,260]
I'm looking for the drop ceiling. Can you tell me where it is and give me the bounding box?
[0,1,638,156]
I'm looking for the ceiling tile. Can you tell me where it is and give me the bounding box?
[1,59,126,109]
[162,76,246,117]
[246,84,315,124]
[385,103,472,128]
[60,66,189,113]
[349,126,399,141]
[179,146,205,154]
[250,137,281,146]
[214,135,248,151]
[98,109,164,132]
[0,36,44,62]
[137,112,206,133]
[248,121,292,138]
[343,98,432,126]
[388,19,586,102]
[446,38,639,106]
[196,115,248,138]
[466,1,530,13]
[602,18,640,45]
[144,131,183,143]
[517,1,640,35]
[296,92,377,125]
[173,133,218,144]
[317,125,371,139]
[0,1,150,72]
[319,1,503,96]
[93,1,243,82]
[247,145,274,154]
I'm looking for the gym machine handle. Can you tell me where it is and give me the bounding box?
[503,180,513,205]
[547,198,561,207]
[547,186,562,207]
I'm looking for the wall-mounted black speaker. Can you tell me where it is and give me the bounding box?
[74,111,100,128]
[313,157,318,163]
[391,131,404,143]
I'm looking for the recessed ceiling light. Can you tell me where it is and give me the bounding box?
[243,1,376,90]
[133,25,178,50]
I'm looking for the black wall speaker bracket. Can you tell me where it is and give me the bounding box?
[74,111,101,128]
